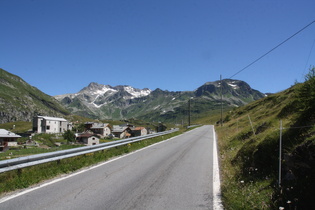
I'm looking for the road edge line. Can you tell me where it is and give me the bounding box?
[212,126,224,210]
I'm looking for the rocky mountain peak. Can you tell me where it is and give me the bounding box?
[80,82,114,94]
[195,79,265,99]
[79,83,152,99]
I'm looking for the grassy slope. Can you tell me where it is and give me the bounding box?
[207,81,315,209]
[0,68,69,122]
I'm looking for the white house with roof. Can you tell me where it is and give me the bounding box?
[33,116,72,134]
[76,131,100,146]
[0,129,21,152]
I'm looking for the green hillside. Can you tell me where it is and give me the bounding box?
[0,68,70,123]
[213,68,315,209]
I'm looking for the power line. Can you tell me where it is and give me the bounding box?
[302,37,315,78]
[229,20,315,79]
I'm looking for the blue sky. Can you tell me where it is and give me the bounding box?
[1,0,315,96]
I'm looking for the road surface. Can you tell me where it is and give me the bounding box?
[0,125,222,210]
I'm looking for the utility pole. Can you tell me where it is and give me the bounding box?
[188,98,191,126]
[220,75,223,127]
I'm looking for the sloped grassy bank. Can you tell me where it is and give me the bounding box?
[0,130,182,196]
[216,68,315,209]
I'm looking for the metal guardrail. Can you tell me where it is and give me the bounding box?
[0,129,179,173]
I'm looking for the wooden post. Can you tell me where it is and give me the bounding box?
[17,168,22,176]
[279,120,283,188]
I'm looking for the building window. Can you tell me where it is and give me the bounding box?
[46,126,50,130]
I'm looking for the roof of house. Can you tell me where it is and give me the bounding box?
[112,125,128,133]
[91,123,110,129]
[0,129,21,138]
[77,131,99,138]
[37,116,67,122]
[132,127,146,131]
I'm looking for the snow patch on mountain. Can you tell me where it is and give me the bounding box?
[124,86,151,99]
[153,105,160,110]
[92,86,117,95]
[91,101,106,108]
[90,94,108,108]
[228,81,239,89]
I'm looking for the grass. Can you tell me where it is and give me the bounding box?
[213,81,315,209]
[217,124,276,209]
[0,129,182,196]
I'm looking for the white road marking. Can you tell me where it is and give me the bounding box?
[213,126,224,209]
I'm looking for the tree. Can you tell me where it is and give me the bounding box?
[63,130,75,143]
[73,123,85,133]
[305,66,315,81]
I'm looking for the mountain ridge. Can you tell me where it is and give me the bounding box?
[55,79,266,122]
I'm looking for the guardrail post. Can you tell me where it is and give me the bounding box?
[17,168,22,176]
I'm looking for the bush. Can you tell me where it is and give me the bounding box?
[63,130,75,143]
[297,67,315,112]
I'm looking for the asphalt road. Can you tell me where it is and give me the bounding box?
[0,125,219,210]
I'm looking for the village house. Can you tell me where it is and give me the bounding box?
[84,122,112,137]
[112,125,132,139]
[131,127,148,137]
[33,116,72,134]
[0,129,21,152]
[76,131,100,146]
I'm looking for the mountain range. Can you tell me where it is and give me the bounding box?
[0,68,266,124]
[54,79,266,123]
